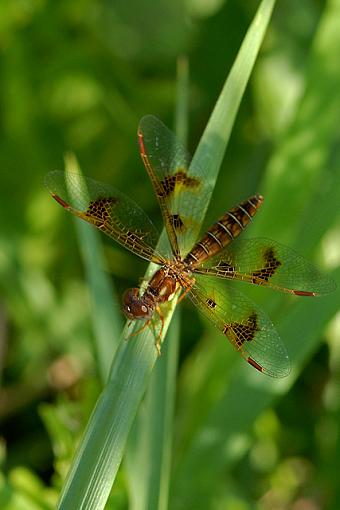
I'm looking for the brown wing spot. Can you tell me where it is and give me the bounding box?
[216,260,235,276]
[86,197,118,223]
[247,357,264,372]
[206,297,217,309]
[252,247,282,284]
[223,313,259,348]
[158,170,200,198]
[85,197,150,245]
[171,214,185,232]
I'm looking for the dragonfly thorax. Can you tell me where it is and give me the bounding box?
[122,265,186,321]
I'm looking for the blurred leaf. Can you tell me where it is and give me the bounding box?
[171,268,340,509]
[0,467,57,510]
[170,2,340,507]
[251,0,340,246]
[64,154,122,382]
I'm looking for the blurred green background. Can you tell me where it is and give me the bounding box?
[1,0,340,509]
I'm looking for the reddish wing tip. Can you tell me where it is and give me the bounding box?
[247,357,264,373]
[51,193,70,209]
[137,131,145,152]
[293,290,317,297]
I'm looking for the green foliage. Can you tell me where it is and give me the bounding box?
[1,1,340,509]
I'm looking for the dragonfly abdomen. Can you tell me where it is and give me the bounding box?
[184,194,263,267]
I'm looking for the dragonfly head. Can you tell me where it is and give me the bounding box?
[122,288,155,320]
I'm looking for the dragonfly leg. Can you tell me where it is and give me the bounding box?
[125,319,151,340]
[176,282,193,305]
[124,308,165,357]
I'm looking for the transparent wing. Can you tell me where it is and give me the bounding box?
[45,171,167,264]
[194,238,336,296]
[138,115,213,258]
[189,275,290,378]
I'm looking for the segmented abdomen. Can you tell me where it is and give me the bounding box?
[184,194,263,267]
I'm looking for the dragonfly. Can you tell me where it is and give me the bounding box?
[45,115,335,378]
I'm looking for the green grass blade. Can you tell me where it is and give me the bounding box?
[57,331,158,510]
[125,313,180,510]
[57,2,275,507]
[190,0,276,203]
[64,154,122,382]
[125,56,188,510]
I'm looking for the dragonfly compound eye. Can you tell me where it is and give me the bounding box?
[122,288,154,320]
